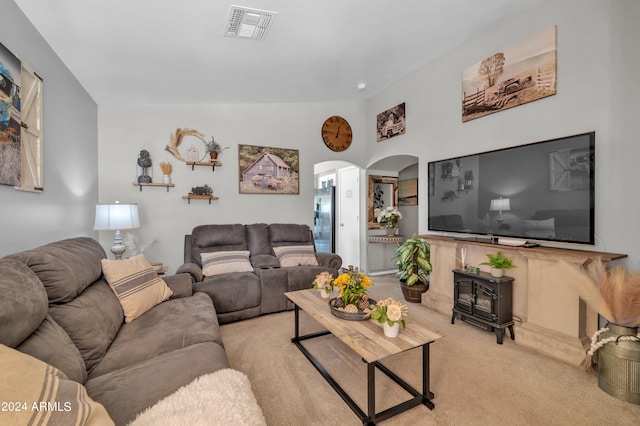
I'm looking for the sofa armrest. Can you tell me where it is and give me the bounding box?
[175,262,203,283]
[163,273,194,298]
[315,252,342,270]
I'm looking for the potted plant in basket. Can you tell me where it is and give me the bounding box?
[205,137,228,161]
[480,251,515,278]
[371,297,408,338]
[394,237,432,303]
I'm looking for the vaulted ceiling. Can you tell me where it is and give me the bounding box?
[14,0,539,105]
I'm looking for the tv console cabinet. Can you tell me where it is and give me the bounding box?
[420,235,626,366]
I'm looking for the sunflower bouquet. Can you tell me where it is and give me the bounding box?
[333,265,374,308]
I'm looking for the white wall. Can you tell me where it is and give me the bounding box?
[0,2,98,256]
[97,102,365,271]
[364,0,640,269]
[94,0,639,273]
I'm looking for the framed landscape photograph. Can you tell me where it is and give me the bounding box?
[238,144,299,194]
[462,26,557,122]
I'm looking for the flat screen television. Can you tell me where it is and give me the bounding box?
[427,132,595,245]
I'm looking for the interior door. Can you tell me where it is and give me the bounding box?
[337,166,360,268]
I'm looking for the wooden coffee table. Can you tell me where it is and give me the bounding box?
[285,289,444,425]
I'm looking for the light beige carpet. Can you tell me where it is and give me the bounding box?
[220,275,640,425]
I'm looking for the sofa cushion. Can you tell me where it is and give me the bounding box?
[0,344,114,426]
[5,237,106,304]
[273,245,319,267]
[269,223,313,245]
[17,315,87,383]
[85,342,229,426]
[49,279,124,373]
[101,254,173,323]
[0,259,48,347]
[250,254,281,269]
[89,293,223,378]
[190,224,248,266]
[194,272,261,315]
[201,250,253,276]
[245,223,272,255]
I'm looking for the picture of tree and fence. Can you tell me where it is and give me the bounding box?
[462,26,557,122]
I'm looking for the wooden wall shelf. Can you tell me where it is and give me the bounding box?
[182,194,219,204]
[186,161,221,171]
[132,182,175,192]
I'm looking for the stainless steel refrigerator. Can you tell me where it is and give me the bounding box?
[313,187,335,253]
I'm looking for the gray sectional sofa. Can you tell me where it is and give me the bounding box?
[0,237,230,425]
[177,223,343,324]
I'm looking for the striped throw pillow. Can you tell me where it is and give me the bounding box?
[101,254,173,323]
[0,344,114,425]
[201,251,253,277]
[272,245,318,267]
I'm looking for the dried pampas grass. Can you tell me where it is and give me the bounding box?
[558,259,640,371]
[160,162,172,175]
[558,258,640,327]
[555,259,613,323]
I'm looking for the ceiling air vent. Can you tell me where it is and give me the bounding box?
[225,5,277,40]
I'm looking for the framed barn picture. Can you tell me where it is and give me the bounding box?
[238,144,299,194]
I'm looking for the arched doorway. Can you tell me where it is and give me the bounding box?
[365,154,419,273]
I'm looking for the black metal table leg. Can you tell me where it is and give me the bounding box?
[294,304,299,340]
[368,362,376,424]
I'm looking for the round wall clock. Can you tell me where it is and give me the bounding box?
[321,116,353,152]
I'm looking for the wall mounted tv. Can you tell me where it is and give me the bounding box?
[427,132,595,245]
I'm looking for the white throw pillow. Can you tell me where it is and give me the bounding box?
[272,245,318,267]
[201,251,253,276]
[101,254,173,323]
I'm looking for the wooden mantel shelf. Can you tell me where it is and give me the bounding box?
[418,234,627,263]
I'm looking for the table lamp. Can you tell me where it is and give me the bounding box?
[490,197,511,223]
[94,202,141,259]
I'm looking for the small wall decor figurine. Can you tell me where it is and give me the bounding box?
[137,149,152,183]
[191,184,213,196]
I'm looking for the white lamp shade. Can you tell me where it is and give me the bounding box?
[490,198,511,212]
[94,203,140,231]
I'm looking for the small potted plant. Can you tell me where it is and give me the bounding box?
[370,297,408,338]
[481,251,515,277]
[205,137,228,160]
[312,271,334,299]
[394,237,432,303]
